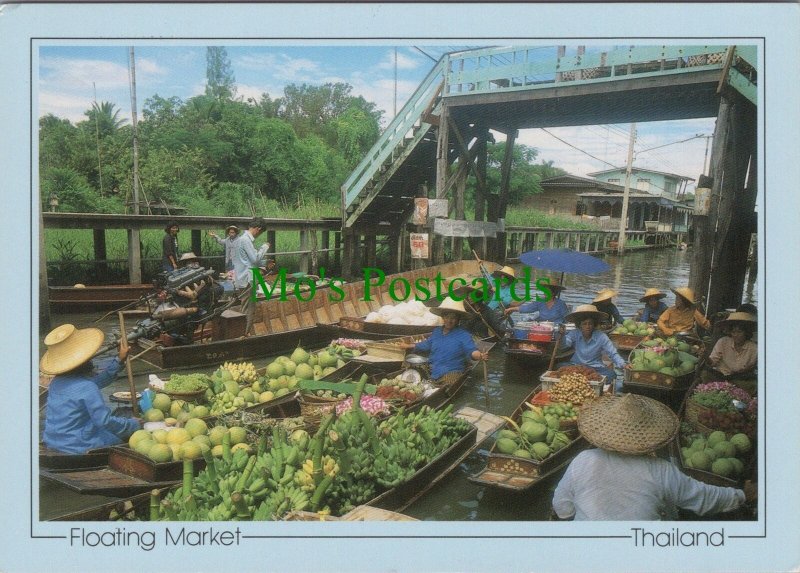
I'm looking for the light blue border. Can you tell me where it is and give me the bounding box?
[2,3,799,572]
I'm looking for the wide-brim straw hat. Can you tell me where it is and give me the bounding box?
[639,288,666,303]
[40,324,105,375]
[719,312,757,327]
[671,286,697,305]
[491,266,516,280]
[225,225,239,233]
[592,288,617,304]
[429,296,474,319]
[578,393,680,454]
[179,252,198,263]
[564,304,608,324]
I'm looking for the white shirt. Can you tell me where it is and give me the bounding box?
[552,449,745,520]
[232,231,268,288]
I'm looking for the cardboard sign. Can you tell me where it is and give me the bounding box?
[410,233,429,259]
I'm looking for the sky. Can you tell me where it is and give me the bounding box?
[38,43,717,191]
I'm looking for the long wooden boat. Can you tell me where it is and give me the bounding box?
[133,260,492,369]
[39,444,111,470]
[503,338,574,366]
[49,406,503,522]
[468,386,589,492]
[48,284,154,313]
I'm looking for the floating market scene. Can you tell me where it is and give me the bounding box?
[16,20,785,571]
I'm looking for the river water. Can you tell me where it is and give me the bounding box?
[38,247,757,521]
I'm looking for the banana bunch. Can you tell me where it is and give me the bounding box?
[294,464,315,492]
[221,361,258,384]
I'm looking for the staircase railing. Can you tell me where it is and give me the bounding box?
[341,56,447,220]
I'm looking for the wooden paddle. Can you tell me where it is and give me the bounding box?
[118,312,139,417]
[548,326,565,373]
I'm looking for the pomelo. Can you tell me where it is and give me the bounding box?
[707,431,727,447]
[148,443,173,463]
[168,443,183,460]
[128,429,152,449]
[266,362,285,378]
[133,438,155,456]
[184,418,208,438]
[169,399,186,418]
[282,361,297,376]
[151,429,169,444]
[520,421,548,443]
[209,426,228,446]
[192,434,212,448]
[295,363,314,380]
[531,442,551,461]
[730,433,751,454]
[290,346,310,365]
[191,405,209,418]
[211,444,224,457]
[238,388,255,404]
[711,458,733,477]
[165,427,191,445]
[164,417,178,427]
[143,408,165,422]
[496,437,518,454]
[228,426,247,445]
[152,393,172,413]
[513,449,532,459]
[259,391,275,403]
[690,451,712,471]
[231,442,252,454]
[712,441,736,458]
[180,441,202,460]
[498,429,518,441]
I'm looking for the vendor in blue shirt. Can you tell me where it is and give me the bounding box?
[592,288,625,328]
[557,304,628,384]
[474,265,518,337]
[41,324,141,454]
[637,288,669,323]
[505,282,570,324]
[402,297,488,383]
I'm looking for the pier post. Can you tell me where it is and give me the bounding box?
[93,229,107,280]
[299,228,309,274]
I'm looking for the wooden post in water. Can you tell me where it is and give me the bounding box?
[496,129,517,262]
[93,229,107,280]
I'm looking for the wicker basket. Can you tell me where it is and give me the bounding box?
[685,399,712,426]
[298,394,346,431]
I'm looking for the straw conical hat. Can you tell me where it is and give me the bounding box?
[719,312,757,326]
[639,288,666,303]
[430,297,474,318]
[671,287,697,305]
[179,252,198,262]
[225,225,239,233]
[491,266,516,280]
[564,304,608,324]
[40,324,105,375]
[592,288,617,304]
[577,393,679,454]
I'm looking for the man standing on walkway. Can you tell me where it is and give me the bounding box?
[232,217,270,335]
[162,222,180,272]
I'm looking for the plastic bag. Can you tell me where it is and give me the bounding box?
[138,388,154,413]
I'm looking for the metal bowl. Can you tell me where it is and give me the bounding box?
[404,353,429,365]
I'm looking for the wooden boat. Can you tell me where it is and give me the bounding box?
[48,284,154,313]
[48,406,504,522]
[39,444,110,470]
[468,386,589,492]
[503,338,573,366]
[608,332,647,353]
[133,260,492,369]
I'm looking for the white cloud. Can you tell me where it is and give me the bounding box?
[38,91,97,124]
[376,49,420,71]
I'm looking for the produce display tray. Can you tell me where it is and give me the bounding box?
[108,445,207,482]
[624,368,696,389]
[539,371,606,394]
[609,333,647,351]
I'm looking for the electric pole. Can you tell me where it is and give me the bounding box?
[617,122,637,255]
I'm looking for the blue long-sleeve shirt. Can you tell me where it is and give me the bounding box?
[517,298,571,324]
[641,301,669,323]
[485,285,514,310]
[413,326,477,380]
[561,329,626,371]
[43,357,140,454]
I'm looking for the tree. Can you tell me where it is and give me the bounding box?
[205,46,236,101]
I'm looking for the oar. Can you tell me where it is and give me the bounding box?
[118,312,139,417]
[464,298,501,342]
[472,249,513,326]
[548,327,565,374]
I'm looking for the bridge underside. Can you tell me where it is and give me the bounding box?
[446,69,722,131]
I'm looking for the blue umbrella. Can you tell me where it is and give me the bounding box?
[519,248,611,275]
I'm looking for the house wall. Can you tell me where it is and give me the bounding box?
[593,170,681,201]
[522,189,582,216]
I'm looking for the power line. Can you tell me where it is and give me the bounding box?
[539,127,621,170]
[637,134,708,154]
[413,46,437,63]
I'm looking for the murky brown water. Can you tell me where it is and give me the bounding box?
[39,247,757,521]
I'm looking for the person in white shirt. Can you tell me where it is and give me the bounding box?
[552,393,755,520]
[209,225,240,272]
[232,217,270,335]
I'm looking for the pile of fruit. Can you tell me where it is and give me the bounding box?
[679,429,752,479]
[552,364,603,381]
[146,377,474,520]
[612,319,655,337]
[217,361,258,385]
[375,376,424,402]
[548,373,597,406]
[628,337,701,376]
[206,362,284,416]
[494,408,573,461]
[536,402,578,424]
[163,373,210,394]
[688,381,756,437]
[127,420,250,463]
[141,393,210,425]
[324,340,365,360]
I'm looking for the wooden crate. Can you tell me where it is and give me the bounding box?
[108,446,206,482]
[211,309,247,340]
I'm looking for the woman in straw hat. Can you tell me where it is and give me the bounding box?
[41,324,142,454]
[471,265,519,337]
[592,288,625,327]
[552,393,755,520]
[209,224,241,272]
[557,304,627,384]
[400,297,488,383]
[178,251,200,269]
[656,286,711,337]
[707,312,758,380]
[505,281,570,324]
[637,288,669,323]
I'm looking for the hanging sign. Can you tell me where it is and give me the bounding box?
[427,199,449,219]
[433,218,498,238]
[412,198,428,225]
[410,233,429,259]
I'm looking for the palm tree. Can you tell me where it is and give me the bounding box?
[84,101,127,137]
